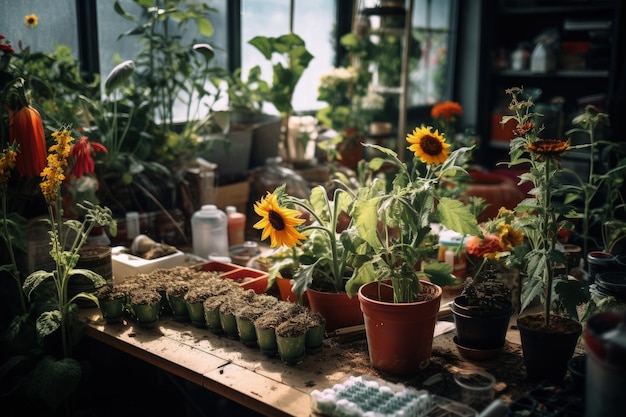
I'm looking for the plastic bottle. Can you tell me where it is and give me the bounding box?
[225,205,246,247]
[511,43,529,71]
[191,204,229,259]
[530,42,554,73]
[125,211,140,246]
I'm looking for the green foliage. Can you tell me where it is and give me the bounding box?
[248,33,314,116]
[500,87,586,325]
[346,142,480,302]
[113,0,226,172]
[560,105,626,254]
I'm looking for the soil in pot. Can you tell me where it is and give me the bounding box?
[452,278,513,351]
[275,316,308,365]
[165,280,190,322]
[95,285,127,324]
[254,303,306,356]
[517,313,582,383]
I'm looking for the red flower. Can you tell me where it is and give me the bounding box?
[8,106,46,177]
[466,234,501,258]
[69,136,107,178]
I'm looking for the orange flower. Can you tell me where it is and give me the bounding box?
[8,106,47,178]
[466,234,501,258]
[527,139,569,157]
[69,136,107,178]
[431,101,463,122]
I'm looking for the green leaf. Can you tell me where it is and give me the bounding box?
[70,269,107,289]
[353,197,383,249]
[555,279,588,320]
[423,261,457,287]
[23,271,54,300]
[520,275,543,312]
[436,197,480,236]
[32,356,81,411]
[36,310,61,338]
[196,18,214,37]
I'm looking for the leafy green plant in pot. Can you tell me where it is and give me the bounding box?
[253,183,365,332]
[501,87,587,383]
[247,33,314,163]
[345,125,481,375]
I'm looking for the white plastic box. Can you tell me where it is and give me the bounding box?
[111,246,185,283]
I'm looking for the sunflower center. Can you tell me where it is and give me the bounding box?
[419,135,444,156]
[268,210,286,231]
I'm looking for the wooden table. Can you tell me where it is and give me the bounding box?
[78,303,559,417]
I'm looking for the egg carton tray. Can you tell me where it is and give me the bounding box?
[311,375,478,417]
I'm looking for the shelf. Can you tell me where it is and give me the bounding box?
[494,69,610,78]
[498,3,615,16]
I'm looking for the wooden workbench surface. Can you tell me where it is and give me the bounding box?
[78,303,562,417]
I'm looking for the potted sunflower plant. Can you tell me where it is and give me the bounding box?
[253,182,364,332]
[343,125,480,375]
[500,86,587,383]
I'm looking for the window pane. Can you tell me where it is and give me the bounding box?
[241,0,337,113]
[0,1,78,55]
[410,0,453,105]
[96,1,229,122]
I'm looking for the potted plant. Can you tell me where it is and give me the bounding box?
[247,32,314,164]
[343,125,480,375]
[451,207,524,357]
[501,86,586,383]
[128,288,162,329]
[252,183,364,332]
[561,104,626,260]
[315,65,384,169]
[225,66,283,169]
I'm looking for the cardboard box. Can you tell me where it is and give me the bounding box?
[215,181,250,214]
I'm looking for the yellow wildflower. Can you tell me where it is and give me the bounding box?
[25,14,38,27]
[0,145,18,190]
[40,129,74,202]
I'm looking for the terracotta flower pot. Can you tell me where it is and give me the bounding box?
[306,288,363,333]
[517,313,582,383]
[357,280,442,375]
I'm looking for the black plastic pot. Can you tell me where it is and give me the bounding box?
[595,271,626,301]
[517,313,582,384]
[451,296,513,350]
[586,251,615,284]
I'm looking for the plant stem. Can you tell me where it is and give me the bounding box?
[2,193,26,314]
[543,157,553,328]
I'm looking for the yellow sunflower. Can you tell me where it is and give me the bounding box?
[406,125,450,165]
[253,191,306,248]
[25,14,38,27]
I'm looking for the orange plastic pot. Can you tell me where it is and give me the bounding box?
[306,288,363,333]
